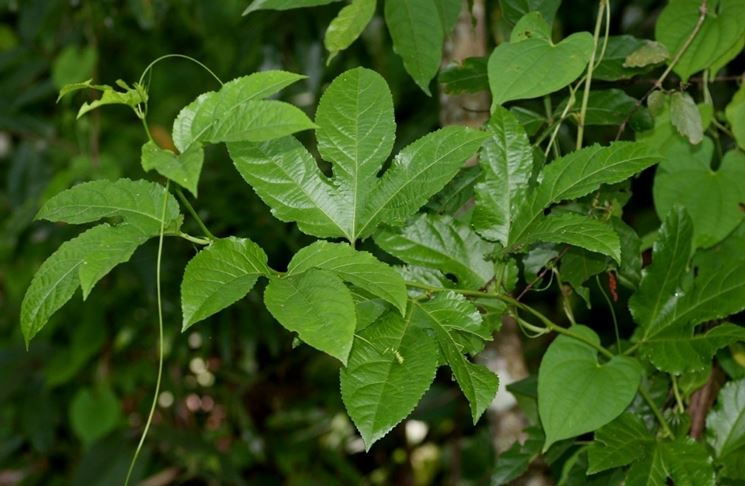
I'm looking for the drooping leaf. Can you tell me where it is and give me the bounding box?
[264,268,356,364]
[669,92,703,144]
[287,240,407,314]
[509,142,661,248]
[629,207,693,330]
[58,79,147,119]
[623,40,670,68]
[586,413,655,474]
[181,237,271,330]
[438,57,489,94]
[413,296,498,422]
[488,31,593,108]
[517,212,621,262]
[340,309,438,448]
[172,70,312,154]
[499,0,561,26]
[374,213,494,288]
[69,386,121,447]
[243,0,341,15]
[228,68,487,241]
[612,217,642,289]
[21,224,147,345]
[324,0,376,62]
[706,378,745,478]
[538,325,642,450]
[384,0,443,95]
[593,35,653,81]
[560,247,608,305]
[655,0,745,81]
[36,178,181,235]
[726,84,745,151]
[434,0,463,34]
[141,141,204,197]
[472,106,534,245]
[654,144,745,249]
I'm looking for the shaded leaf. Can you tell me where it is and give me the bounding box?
[69,386,121,447]
[594,35,653,81]
[264,269,356,364]
[181,237,271,329]
[287,240,407,314]
[669,92,703,144]
[340,309,438,448]
[725,83,745,151]
[244,0,341,15]
[586,413,654,474]
[324,0,376,62]
[623,40,669,67]
[438,57,489,94]
[706,378,745,478]
[499,0,561,26]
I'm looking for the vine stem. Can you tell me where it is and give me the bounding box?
[138,53,224,87]
[175,189,216,240]
[615,0,709,139]
[640,386,674,438]
[404,281,614,359]
[576,0,607,150]
[125,181,170,485]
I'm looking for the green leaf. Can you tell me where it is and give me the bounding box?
[181,237,271,330]
[172,70,311,153]
[499,0,561,26]
[612,217,642,289]
[414,291,492,354]
[593,35,653,81]
[642,323,745,374]
[384,0,443,95]
[244,0,341,15]
[434,0,462,34]
[36,178,181,235]
[58,79,147,118]
[706,378,745,478]
[438,57,489,95]
[491,426,544,485]
[510,142,661,247]
[560,248,608,305]
[725,84,745,151]
[623,40,670,68]
[425,165,480,214]
[629,207,693,330]
[374,213,494,288]
[413,296,498,422]
[324,0,376,62]
[510,11,551,42]
[517,212,621,262]
[565,89,638,126]
[654,144,745,248]
[538,325,642,450]
[472,106,534,245]
[586,413,655,474]
[488,32,593,108]
[229,69,486,241]
[20,224,149,344]
[229,136,348,239]
[669,92,703,144]
[287,240,407,314]
[340,309,438,448]
[315,67,395,237]
[264,269,356,364]
[655,0,745,81]
[69,386,121,447]
[141,141,204,197]
[627,437,716,486]
[359,126,488,235]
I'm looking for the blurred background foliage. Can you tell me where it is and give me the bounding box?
[0,0,741,484]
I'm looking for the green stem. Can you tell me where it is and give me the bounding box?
[640,386,674,438]
[576,0,607,150]
[125,181,170,485]
[175,189,216,240]
[596,274,621,354]
[404,281,615,359]
[175,232,211,245]
[138,53,224,87]
[672,375,685,413]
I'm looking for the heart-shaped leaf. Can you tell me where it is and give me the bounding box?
[538,325,642,450]
[488,30,593,108]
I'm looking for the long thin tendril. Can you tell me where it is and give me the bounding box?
[138,53,224,87]
[124,180,170,485]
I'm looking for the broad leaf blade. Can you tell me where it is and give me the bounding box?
[706,378,745,476]
[472,106,534,245]
[141,141,204,197]
[287,240,407,314]
[181,237,271,329]
[586,413,654,474]
[360,126,488,235]
[264,269,356,364]
[37,178,180,235]
[374,213,494,288]
[340,309,438,448]
[315,67,395,238]
[384,0,443,95]
[324,0,376,61]
[538,325,642,450]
